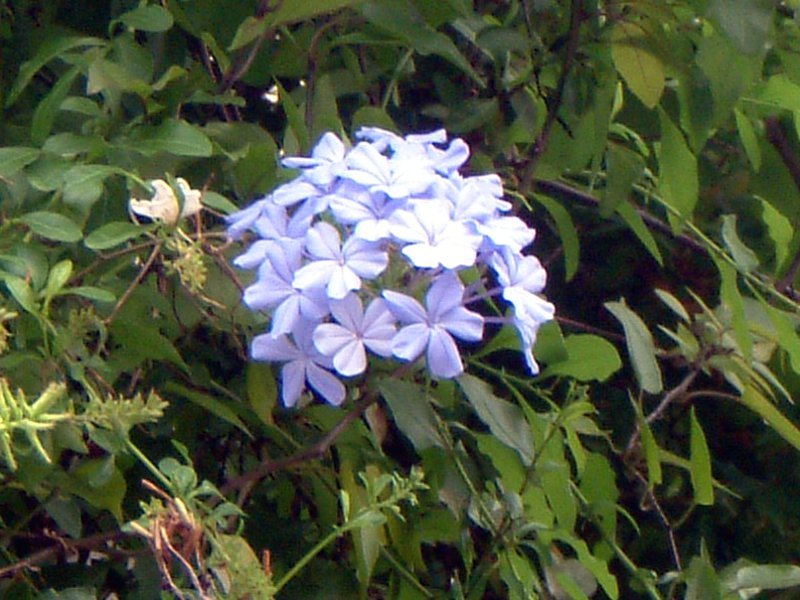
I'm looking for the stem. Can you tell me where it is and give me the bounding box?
[381,48,415,110]
[126,438,172,491]
[380,547,434,598]
[273,527,342,593]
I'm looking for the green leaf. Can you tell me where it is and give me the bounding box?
[66,459,127,521]
[111,319,188,371]
[611,22,665,109]
[4,276,39,315]
[130,120,213,157]
[19,211,82,242]
[542,334,622,382]
[735,109,761,171]
[714,257,752,358]
[62,165,119,208]
[84,222,146,251]
[605,300,663,394]
[615,201,664,266]
[534,194,580,281]
[685,547,723,600]
[739,385,800,453]
[458,374,534,466]
[602,144,644,216]
[655,288,690,322]
[707,0,774,56]
[61,286,116,303]
[200,191,239,215]
[689,407,714,506]
[247,362,277,427]
[658,110,698,231]
[721,214,759,273]
[760,198,793,272]
[230,0,363,50]
[165,382,251,437]
[0,147,40,178]
[115,4,174,32]
[360,0,484,87]
[723,564,800,592]
[6,35,106,107]
[640,414,662,489]
[43,259,73,301]
[31,66,81,144]
[379,379,445,452]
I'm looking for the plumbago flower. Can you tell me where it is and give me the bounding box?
[227,128,555,407]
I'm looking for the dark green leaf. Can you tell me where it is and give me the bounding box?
[165,382,251,436]
[615,201,664,266]
[379,379,445,452]
[689,407,714,506]
[31,66,81,144]
[458,374,534,465]
[61,286,116,303]
[534,194,580,281]
[84,222,146,251]
[130,120,213,157]
[19,211,82,242]
[6,35,105,107]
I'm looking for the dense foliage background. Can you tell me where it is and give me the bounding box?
[4,0,800,598]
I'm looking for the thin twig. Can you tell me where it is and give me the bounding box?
[520,0,584,190]
[217,0,284,93]
[625,367,700,457]
[0,530,129,579]
[220,391,380,495]
[635,471,683,572]
[104,241,163,326]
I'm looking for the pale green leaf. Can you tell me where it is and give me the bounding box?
[605,300,663,394]
[611,22,665,109]
[655,288,690,322]
[115,4,174,32]
[721,214,759,273]
[759,198,793,272]
[707,0,774,56]
[43,259,73,300]
[739,385,800,452]
[0,147,40,178]
[658,110,698,231]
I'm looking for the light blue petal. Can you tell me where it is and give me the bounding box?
[313,323,354,356]
[252,333,300,362]
[332,338,367,376]
[281,360,306,407]
[392,324,430,362]
[382,291,427,323]
[426,328,463,378]
[306,362,346,405]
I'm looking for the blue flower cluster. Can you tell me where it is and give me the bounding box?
[227,128,555,407]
